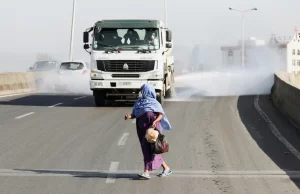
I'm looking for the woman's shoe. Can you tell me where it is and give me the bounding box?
[158,170,172,177]
[138,172,151,179]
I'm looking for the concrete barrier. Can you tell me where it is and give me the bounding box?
[0,72,37,96]
[271,72,300,131]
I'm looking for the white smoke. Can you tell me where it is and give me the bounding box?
[173,46,286,99]
[175,70,273,97]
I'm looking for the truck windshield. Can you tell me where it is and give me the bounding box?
[93,28,160,51]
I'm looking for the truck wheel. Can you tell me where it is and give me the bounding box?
[157,90,164,105]
[94,91,106,107]
[165,85,175,98]
[165,73,175,98]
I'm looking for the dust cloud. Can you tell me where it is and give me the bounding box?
[37,72,92,95]
[1,52,94,95]
[37,73,92,95]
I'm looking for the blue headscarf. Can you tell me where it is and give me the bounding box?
[132,83,172,131]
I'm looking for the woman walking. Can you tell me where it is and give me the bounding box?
[125,84,172,179]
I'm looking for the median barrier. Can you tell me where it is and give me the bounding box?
[271,72,300,131]
[0,72,37,96]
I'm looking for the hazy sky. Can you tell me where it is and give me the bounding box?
[2,0,300,61]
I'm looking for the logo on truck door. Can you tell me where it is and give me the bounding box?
[123,63,129,70]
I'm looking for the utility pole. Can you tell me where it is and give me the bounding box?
[69,0,76,61]
[164,0,168,28]
[229,7,257,68]
[242,12,245,68]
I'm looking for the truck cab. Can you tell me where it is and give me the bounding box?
[83,20,175,106]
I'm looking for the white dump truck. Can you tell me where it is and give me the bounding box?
[83,20,175,106]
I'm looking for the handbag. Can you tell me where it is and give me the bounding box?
[150,128,169,154]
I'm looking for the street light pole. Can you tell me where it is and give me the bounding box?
[69,0,76,61]
[229,7,257,68]
[164,0,168,28]
[242,12,245,68]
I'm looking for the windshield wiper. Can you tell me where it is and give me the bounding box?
[98,43,121,53]
[136,47,152,53]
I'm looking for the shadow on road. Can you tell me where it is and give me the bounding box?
[0,88,205,108]
[13,169,143,180]
[237,95,300,189]
[0,94,134,108]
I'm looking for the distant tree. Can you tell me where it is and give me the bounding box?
[36,53,55,61]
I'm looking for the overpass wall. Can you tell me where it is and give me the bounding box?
[271,72,300,130]
[0,72,38,96]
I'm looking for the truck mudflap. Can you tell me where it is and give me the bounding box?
[90,79,164,91]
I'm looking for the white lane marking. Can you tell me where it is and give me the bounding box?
[106,162,119,184]
[117,133,130,147]
[0,92,36,99]
[15,112,35,119]
[73,96,87,100]
[48,103,63,108]
[165,98,208,102]
[132,119,136,124]
[1,169,300,178]
[254,95,300,161]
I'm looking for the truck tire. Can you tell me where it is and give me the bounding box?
[94,91,106,107]
[165,73,175,98]
[165,85,175,98]
[157,90,164,105]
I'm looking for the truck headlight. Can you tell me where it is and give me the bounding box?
[90,72,103,79]
[149,82,158,87]
[151,72,163,79]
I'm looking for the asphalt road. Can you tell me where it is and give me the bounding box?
[0,92,300,194]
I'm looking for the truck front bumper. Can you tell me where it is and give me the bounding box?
[90,79,163,91]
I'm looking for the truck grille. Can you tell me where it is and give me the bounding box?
[112,74,140,78]
[97,60,155,72]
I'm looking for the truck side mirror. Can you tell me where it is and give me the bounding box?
[83,32,89,43]
[166,30,172,42]
[166,43,172,48]
[84,44,90,49]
